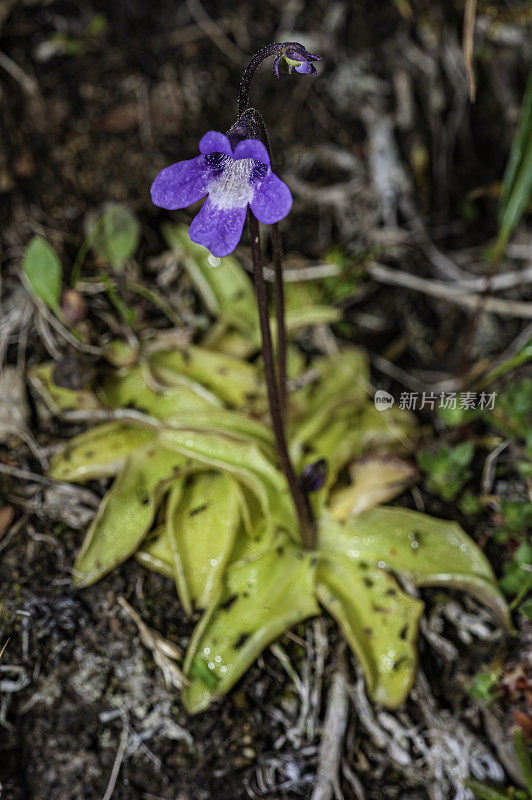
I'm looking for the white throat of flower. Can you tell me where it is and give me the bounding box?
[208,158,256,210]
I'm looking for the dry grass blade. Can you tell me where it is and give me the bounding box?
[118,597,187,689]
[463,0,478,102]
[0,639,10,661]
[186,0,243,64]
[311,647,349,800]
[367,262,532,319]
[102,726,129,800]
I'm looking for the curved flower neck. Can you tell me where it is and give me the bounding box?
[238,41,322,117]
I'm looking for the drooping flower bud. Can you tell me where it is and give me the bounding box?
[273,44,323,79]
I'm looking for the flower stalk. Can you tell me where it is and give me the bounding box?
[238,43,322,549]
[248,211,316,549]
[237,42,321,549]
[271,221,287,417]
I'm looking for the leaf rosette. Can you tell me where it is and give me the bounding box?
[30,226,507,713]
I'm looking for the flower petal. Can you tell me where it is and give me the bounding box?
[199,131,233,156]
[234,138,271,166]
[189,197,247,257]
[295,61,317,75]
[151,156,208,210]
[250,172,293,224]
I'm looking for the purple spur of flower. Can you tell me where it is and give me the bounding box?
[272,44,323,80]
[150,131,292,258]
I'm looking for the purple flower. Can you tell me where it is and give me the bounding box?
[273,45,323,79]
[150,131,293,258]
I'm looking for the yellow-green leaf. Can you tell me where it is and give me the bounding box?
[167,472,241,614]
[149,346,263,409]
[317,554,423,707]
[29,363,100,415]
[159,428,296,535]
[73,445,188,585]
[136,524,175,580]
[183,540,319,713]
[48,422,155,482]
[318,508,508,624]
[329,456,417,520]
[100,364,219,418]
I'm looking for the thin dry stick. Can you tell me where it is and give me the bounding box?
[186,0,243,64]
[248,212,315,549]
[463,0,478,102]
[0,50,39,95]
[311,647,350,800]
[366,262,532,319]
[102,725,128,800]
[271,222,287,417]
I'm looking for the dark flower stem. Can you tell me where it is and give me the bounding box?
[238,48,292,417]
[271,222,287,417]
[238,43,284,117]
[248,211,316,549]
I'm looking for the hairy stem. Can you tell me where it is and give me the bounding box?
[238,43,280,116]
[248,211,315,549]
[238,41,307,115]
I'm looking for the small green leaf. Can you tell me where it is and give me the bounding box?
[496,67,532,259]
[500,542,532,600]
[417,442,474,501]
[499,500,532,535]
[493,378,532,441]
[514,729,532,798]
[467,670,500,705]
[466,779,512,800]
[89,206,139,271]
[520,598,532,619]
[459,491,482,516]
[100,365,219,418]
[23,238,62,312]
